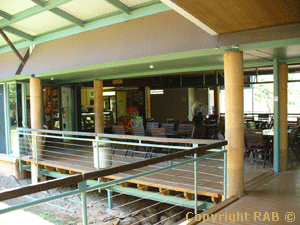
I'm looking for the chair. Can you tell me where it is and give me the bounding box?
[131,126,145,136]
[161,123,175,133]
[149,128,167,138]
[112,125,126,135]
[145,122,160,135]
[112,125,128,155]
[131,126,145,157]
[191,125,205,139]
[244,129,271,167]
[288,125,300,161]
[147,128,170,157]
[177,123,193,136]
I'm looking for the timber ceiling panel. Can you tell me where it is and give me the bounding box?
[171,0,300,34]
[120,0,154,7]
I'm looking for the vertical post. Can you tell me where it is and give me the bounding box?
[35,131,39,177]
[194,152,198,214]
[224,51,244,197]
[223,147,227,200]
[18,130,22,172]
[279,64,288,171]
[94,80,104,133]
[107,189,112,210]
[193,143,198,214]
[273,58,280,173]
[30,77,42,184]
[214,86,220,117]
[145,87,151,119]
[79,181,88,225]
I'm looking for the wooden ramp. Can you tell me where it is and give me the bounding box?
[186,164,300,224]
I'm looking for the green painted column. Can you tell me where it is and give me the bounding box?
[273,58,280,173]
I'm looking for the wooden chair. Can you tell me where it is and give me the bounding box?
[191,125,205,139]
[288,125,300,161]
[244,129,271,167]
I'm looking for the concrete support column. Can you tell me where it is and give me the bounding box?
[214,86,220,117]
[224,51,244,197]
[145,87,151,119]
[94,80,104,133]
[30,77,42,184]
[279,64,288,171]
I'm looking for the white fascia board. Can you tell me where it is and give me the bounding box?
[160,0,218,36]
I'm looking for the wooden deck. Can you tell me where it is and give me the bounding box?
[188,164,300,224]
[20,138,277,205]
[21,141,225,203]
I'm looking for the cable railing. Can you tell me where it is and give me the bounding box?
[0,128,227,225]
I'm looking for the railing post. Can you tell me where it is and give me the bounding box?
[193,143,198,214]
[107,189,112,210]
[95,136,101,192]
[18,129,22,172]
[35,131,39,177]
[79,181,88,225]
[223,146,227,200]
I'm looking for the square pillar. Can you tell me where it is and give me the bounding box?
[224,51,244,197]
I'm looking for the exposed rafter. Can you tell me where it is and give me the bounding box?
[32,0,84,27]
[0,0,74,28]
[0,10,13,21]
[49,8,85,27]
[2,26,35,41]
[31,0,47,7]
[104,0,131,15]
[0,2,170,54]
[0,29,25,64]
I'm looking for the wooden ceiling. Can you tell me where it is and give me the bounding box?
[171,0,300,34]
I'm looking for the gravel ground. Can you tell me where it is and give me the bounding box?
[0,175,188,225]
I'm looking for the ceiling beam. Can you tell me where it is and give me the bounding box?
[104,0,131,15]
[160,0,218,36]
[0,2,170,54]
[0,29,25,64]
[49,8,85,27]
[32,0,84,27]
[0,10,13,21]
[2,26,35,41]
[0,0,74,28]
[31,0,46,7]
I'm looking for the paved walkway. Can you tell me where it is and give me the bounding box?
[196,164,300,224]
[0,203,53,225]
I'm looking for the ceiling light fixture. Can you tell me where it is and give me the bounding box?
[231,45,239,49]
[51,78,54,80]
[149,64,154,69]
